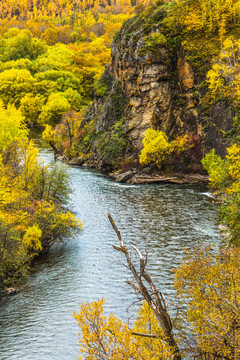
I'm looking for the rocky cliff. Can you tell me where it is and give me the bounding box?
[81,3,234,176]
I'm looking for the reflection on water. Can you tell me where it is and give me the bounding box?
[0,133,220,360]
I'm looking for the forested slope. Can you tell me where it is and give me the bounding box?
[44,0,240,179]
[0,0,135,294]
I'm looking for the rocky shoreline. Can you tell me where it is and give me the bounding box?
[56,154,209,185]
[111,170,209,185]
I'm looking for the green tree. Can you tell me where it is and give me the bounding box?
[0,68,35,107]
[0,29,47,62]
[0,101,82,293]
[202,145,240,244]
[20,94,45,125]
[39,92,71,125]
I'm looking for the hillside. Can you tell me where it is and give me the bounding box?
[46,0,240,183]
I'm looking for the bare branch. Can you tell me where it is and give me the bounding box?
[132,245,143,260]
[132,245,145,275]
[108,213,124,248]
[131,332,158,339]
[127,280,141,293]
[112,245,124,252]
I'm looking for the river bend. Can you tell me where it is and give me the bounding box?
[0,136,220,360]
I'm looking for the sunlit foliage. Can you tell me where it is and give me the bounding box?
[0,102,82,292]
[74,299,173,360]
[139,129,201,172]
[0,0,134,131]
[174,244,240,359]
[205,37,240,106]
[202,145,240,244]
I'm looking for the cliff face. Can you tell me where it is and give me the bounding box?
[109,31,200,152]
[84,8,234,172]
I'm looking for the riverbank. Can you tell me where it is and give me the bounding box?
[111,169,209,185]
[55,154,209,185]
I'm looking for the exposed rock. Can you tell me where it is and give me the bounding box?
[92,23,206,159]
[67,157,85,166]
[112,170,135,183]
[205,102,233,156]
[56,154,68,162]
[81,10,234,174]
[4,287,17,295]
[177,57,194,90]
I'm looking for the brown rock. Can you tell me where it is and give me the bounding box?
[68,158,84,166]
[5,287,17,295]
[177,57,194,90]
[113,170,135,183]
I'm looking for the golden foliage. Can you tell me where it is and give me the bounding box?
[0,103,82,290]
[139,129,196,170]
[174,245,240,359]
[74,299,173,360]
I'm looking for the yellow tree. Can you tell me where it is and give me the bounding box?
[74,299,173,360]
[174,245,240,359]
[0,100,82,292]
[139,129,196,170]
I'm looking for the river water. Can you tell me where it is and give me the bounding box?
[0,134,220,360]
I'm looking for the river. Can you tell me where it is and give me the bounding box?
[0,134,220,360]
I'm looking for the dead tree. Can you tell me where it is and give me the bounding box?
[108,213,182,360]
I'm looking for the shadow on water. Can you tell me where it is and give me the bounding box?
[0,130,220,360]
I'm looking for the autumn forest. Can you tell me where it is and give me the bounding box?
[1,0,240,359]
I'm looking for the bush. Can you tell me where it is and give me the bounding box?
[137,32,167,57]
[97,118,128,169]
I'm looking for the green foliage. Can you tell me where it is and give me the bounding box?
[97,118,128,169]
[137,32,167,57]
[0,58,34,72]
[35,44,74,72]
[0,3,133,130]
[20,94,45,125]
[39,93,71,125]
[0,68,35,107]
[139,129,201,172]
[201,149,231,190]
[0,29,47,62]
[0,218,29,290]
[0,100,28,149]
[35,70,81,93]
[0,103,82,293]
[94,68,112,98]
[202,145,240,244]
[109,81,128,123]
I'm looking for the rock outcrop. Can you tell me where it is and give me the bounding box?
[109,34,201,152]
[83,7,234,173]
